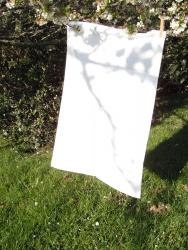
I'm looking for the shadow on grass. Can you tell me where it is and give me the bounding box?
[144,123,188,180]
[152,92,188,126]
[143,91,188,181]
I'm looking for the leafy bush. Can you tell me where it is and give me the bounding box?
[1,43,66,151]
[160,35,188,89]
[0,5,66,151]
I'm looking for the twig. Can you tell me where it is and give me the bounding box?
[41,27,63,41]
[0,39,65,47]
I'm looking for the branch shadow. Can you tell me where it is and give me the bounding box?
[70,23,161,84]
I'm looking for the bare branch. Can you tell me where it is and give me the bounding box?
[0,39,65,47]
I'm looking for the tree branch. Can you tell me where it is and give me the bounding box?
[0,39,65,47]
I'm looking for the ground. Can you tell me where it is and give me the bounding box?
[0,92,188,249]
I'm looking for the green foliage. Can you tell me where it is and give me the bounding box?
[37,0,188,34]
[0,5,66,151]
[1,44,65,151]
[161,36,188,87]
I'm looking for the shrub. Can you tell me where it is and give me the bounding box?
[0,5,66,151]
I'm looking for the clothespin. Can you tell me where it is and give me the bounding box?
[159,16,165,37]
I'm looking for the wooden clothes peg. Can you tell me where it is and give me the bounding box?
[160,17,165,37]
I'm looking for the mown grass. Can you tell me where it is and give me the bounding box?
[0,93,188,250]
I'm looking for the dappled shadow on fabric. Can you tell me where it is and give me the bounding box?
[73,43,160,84]
[71,27,163,194]
[71,24,161,84]
[144,123,188,180]
[53,23,165,198]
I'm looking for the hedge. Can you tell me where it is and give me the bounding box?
[0,1,188,151]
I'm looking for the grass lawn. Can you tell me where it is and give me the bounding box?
[0,93,188,250]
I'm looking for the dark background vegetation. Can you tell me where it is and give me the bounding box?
[0,1,188,152]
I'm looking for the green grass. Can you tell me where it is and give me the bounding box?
[0,93,188,250]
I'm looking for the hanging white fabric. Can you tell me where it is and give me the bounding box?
[51,21,166,198]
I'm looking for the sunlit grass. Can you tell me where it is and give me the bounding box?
[0,93,188,249]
